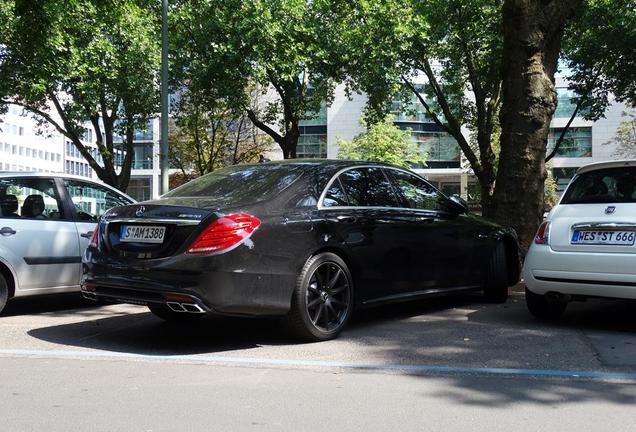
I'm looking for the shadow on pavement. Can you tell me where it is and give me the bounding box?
[425,373,636,407]
[27,291,491,356]
[28,311,297,355]
[23,285,636,408]
[25,286,636,366]
[2,293,103,317]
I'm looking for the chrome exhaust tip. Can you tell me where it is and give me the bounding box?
[166,301,206,314]
[167,302,187,312]
[182,303,205,313]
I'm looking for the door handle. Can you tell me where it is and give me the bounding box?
[417,217,434,224]
[336,215,357,224]
[80,231,94,239]
[0,227,16,236]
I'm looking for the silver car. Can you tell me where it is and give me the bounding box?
[0,172,134,313]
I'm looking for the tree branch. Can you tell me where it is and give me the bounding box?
[247,109,283,145]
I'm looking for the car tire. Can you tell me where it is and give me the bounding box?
[148,304,205,322]
[525,287,567,320]
[0,273,8,314]
[483,242,508,303]
[284,252,354,342]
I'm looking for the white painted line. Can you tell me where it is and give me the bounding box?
[0,348,635,381]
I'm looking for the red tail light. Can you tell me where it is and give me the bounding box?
[89,225,100,249]
[187,213,261,254]
[534,221,551,245]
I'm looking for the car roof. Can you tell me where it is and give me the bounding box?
[244,159,403,176]
[576,160,636,175]
[0,171,134,200]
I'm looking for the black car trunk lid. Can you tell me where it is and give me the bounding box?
[102,203,213,259]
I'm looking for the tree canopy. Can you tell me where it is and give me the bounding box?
[337,118,425,168]
[169,91,271,180]
[172,0,347,159]
[334,0,504,216]
[0,0,160,190]
[563,0,636,118]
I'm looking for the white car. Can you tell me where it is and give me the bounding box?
[524,160,636,318]
[0,172,134,313]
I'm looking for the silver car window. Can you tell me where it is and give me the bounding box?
[0,178,65,220]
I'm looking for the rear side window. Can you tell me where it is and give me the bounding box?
[322,179,348,207]
[388,169,447,211]
[561,167,636,204]
[335,167,400,207]
[165,164,303,205]
[0,177,65,219]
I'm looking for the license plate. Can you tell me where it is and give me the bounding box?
[120,225,166,244]
[571,230,636,245]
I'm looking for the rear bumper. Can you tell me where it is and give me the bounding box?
[82,251,297,317]
[524,245,636,299]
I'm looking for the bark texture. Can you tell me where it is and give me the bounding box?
[494,0,583,256]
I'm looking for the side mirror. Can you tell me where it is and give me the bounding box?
[449,194,469,214]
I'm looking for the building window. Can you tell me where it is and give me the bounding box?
[297,134,327,159]
[547,127,592,158]
[82,128,93,143]
[554,88,585,119]
[412,131,460,164]
[298,103,327,158]
[132,142,154,169]
[391,84,444,123]
[126,177,152,201]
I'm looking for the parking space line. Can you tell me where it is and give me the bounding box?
[1,348,636,381]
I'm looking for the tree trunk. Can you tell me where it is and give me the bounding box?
[282,121,300,159]
[494,0,583,256]
[480,180,496,219]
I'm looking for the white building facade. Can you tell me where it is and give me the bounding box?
[1,104,162,201]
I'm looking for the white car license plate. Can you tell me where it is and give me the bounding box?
[571,230,636,245]
[120,225,166,244]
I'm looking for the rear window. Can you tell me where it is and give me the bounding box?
[164,164,303,205]
[561,167,636,204]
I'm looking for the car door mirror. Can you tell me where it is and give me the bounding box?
[449,194,469,214]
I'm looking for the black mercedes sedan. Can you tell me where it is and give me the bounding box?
[82,160,519,341]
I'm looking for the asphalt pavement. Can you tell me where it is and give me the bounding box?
[1,285,636,431]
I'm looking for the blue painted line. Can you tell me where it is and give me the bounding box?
[1,348,636,381]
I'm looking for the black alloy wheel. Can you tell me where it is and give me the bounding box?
[0,273,7,314]
[483,242,509,303]
[285,252,353,342]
